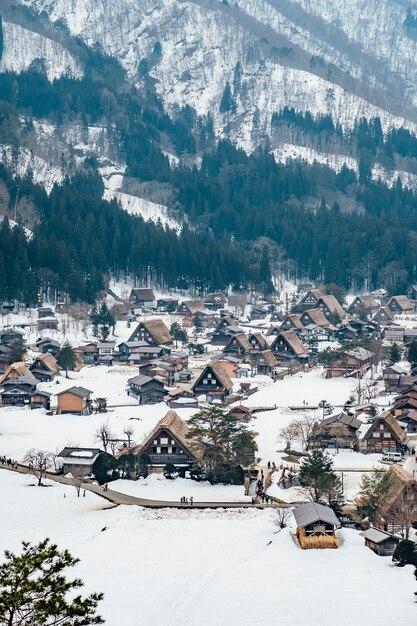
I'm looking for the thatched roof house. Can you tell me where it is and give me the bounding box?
[126,410,202,468]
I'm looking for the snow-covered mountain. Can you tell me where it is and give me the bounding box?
[3,0,417,197]
[15,0,417,145]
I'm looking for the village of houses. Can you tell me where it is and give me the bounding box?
[2,281,417,624]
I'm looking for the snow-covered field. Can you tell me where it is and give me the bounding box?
[1,470,415,626]
[112,474,251,503]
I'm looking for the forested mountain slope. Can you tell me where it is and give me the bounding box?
[1,1,417,303]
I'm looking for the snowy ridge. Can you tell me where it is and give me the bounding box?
[20,0,417,152]
[0,144,63,193]
[0,20,82,81]
[272,143,417,190]
[103,189,179,230]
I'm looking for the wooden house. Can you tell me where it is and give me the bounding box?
[293,502,339,549]
[0,375,37,406]
[37,317,58,332]
[204,292,227,311]
[176,300,206,317]
[55,386,93,415]
[211,318,243,346]
[249,307,268,321]
[315,295,346,321]
[57,447,102,477]
[248,332,268,352]
[372,307,394,325]
[270,311,284,323]
[252,349,278,377]
[359,411,406,454]
[279,314,304,332]
[156,297,179,313]
[37,307,55,319]
[129,288,156,308]
[383,324,405,343]
[96,342,116,366]
[0,362,33,384]
[117,340,150,362]
[29,353,60,382]
[269,330,309,366]
[325,348,374,379]
[223,333,252,358]
[384,465,417,531]
[165,387,198,409]
[36,338,60,356]
[383,364,409,392]
[396,409,417,433]
[299,308,329,328]
[308,413,362,450]
[406,284,417,302]
[192,362,233,402]
[359,528,400,556]
[211,356,240,379]
[0,328,25,346]
[348,295,379,316]
[387,295,414,315]
[30,389,52,410]
[128,319,172,347]
[127,374,166,404]
[292,289,324,313]
[76,343,98,365]
[126,410,202,470]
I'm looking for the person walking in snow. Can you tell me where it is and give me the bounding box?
[190,496,193,506]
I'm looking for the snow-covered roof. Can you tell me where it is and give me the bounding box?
[293,502,340,528]
[359,528,398,544]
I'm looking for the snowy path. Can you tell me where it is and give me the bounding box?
[0,464,281,510]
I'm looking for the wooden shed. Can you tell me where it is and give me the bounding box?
[359,528,400,556]
[293,502,340,549]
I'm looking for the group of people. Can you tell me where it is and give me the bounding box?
[180,496,193,505]
[0,456,18,469]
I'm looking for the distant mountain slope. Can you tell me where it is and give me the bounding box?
[17,0,417,151]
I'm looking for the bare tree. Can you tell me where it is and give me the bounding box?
[24,449,54,486]
[279,421,298,451]
[95,422,114,453]
[386,485,416,540]
[123,425,134,448]
[292,414,318,451]
[275,507,291,530]
[72,469,85,497]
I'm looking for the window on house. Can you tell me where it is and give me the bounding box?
[203,378,208,384]
[383,432,391,438]
[160,438,168,445]
[379,424,384,430]
[211,379,216,384]
[372,432,380,438]
[153,440,157,445]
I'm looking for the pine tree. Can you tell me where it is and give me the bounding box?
[357,469,391,526]
[408,340,417,372]
[299,448,342,507]
[0,539,104,625]
[389,342,401,365]
[219,82,236,114]
[9,337,25,363]
[57,341,77,378]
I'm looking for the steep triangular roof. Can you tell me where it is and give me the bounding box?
[30,353,60,374]
[362,411,406,444]
[301,308,329,327]
[127,410,203,460]
[193,362,233,391]
[0,362,33,384]
[272,330,308,357]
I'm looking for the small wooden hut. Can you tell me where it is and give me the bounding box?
[293,502,340,549]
